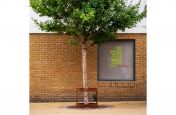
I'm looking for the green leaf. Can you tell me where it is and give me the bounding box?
[30,0,147,44]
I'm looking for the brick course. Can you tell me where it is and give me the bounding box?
[30,33,146,102]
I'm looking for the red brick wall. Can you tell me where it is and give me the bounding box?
[30,33,146,102]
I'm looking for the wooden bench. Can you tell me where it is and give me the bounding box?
[76,88,98,108]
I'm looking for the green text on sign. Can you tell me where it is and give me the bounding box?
[110,46,122,67]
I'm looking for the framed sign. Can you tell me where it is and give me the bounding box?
[98,40,135,81]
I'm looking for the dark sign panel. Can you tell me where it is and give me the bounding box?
[98,40,135,81]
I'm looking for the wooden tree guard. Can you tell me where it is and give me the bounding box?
[76,88,98,108]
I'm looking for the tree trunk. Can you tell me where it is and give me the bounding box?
[81,40,89,105]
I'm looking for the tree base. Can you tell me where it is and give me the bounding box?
[76,102,98,108]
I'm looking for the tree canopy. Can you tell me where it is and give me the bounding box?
[30,0,146,44]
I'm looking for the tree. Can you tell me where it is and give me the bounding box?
[30,0,146,105]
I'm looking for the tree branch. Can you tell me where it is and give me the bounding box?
[87,42,96,49]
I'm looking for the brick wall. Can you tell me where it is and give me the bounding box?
[30,33,146,102]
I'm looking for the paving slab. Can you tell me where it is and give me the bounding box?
[30,101,146,115]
